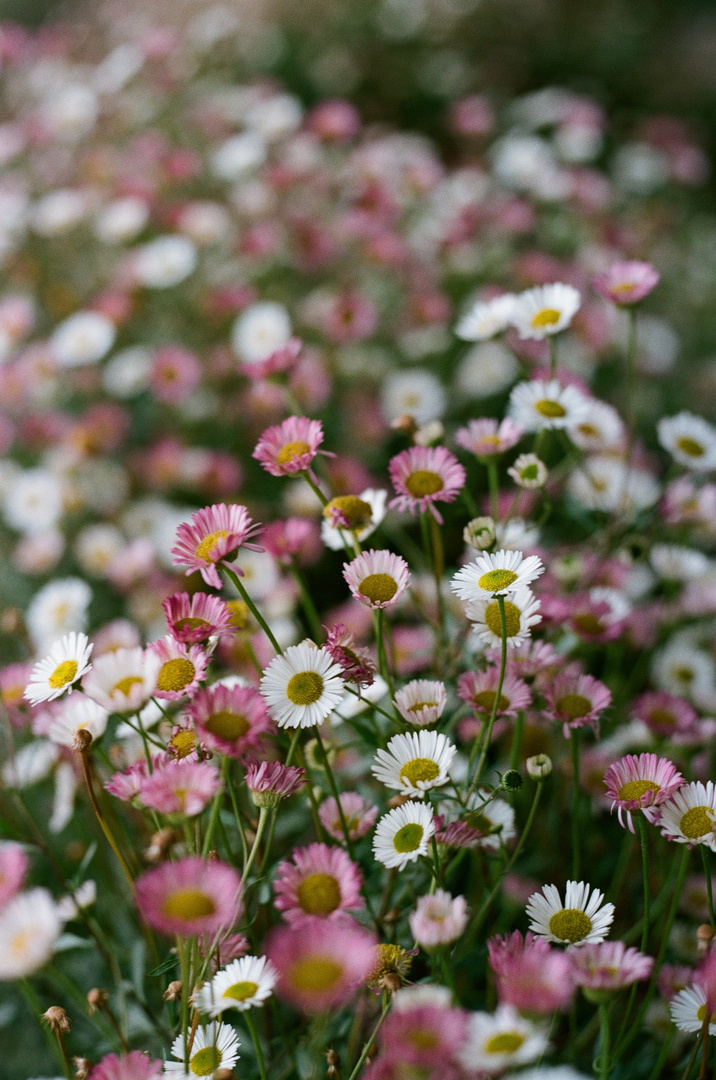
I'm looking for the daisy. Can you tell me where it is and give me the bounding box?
[508,379,590,432]
[81,647,160,714]
[409,889,468,948]
[147,637,209,701]
[135,856,242,938]
[321,488,387,551]
[343,548,410,610]
[138,760,222,818]
[526,881,615,946]
[231,300,292,366]
[631,691,698,738]
[162,592,235,645]
[570,400,625,452]
[273,842,363,923]
[165,1023,239,1077]
[318,793,378,843]
[245,761,306,807]
[0,843,28,906]
[452,549,544,599]
[24,631,93,705]
[568,941,653,991]
[465,587,542,649]
[47,693,109,749]
[323,624,376,688]
[373,800,435,869]
[372,730,456,798]
[657,412,716,472]
[458,791,516,853]
[544,672,612,736]
[260,640,345,729]
[568,455,660,513]
[509,282,581,340]
[457,668,532,718]
[196,955,278,1017]
[488,932,574,1015]
[659,782,716,852]
[454,417,524,458]
[457,1004,548,1074]
[0,887,63,979]
[508,453,548,489]
[380,991,469,1070]
[455,293,518,341]
[394,679,447,727]
[388,445,466,523]
[604,753,684,832]
[171,503,263,590]
[88,1051,163,1080]
[592,261,660,305]
[252,416,327,477]
[671,984,716,1036]
[188,683,273,760]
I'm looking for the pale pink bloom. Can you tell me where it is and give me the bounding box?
[88,1051,163,1080]
[274,842,364,924]
[162,591,234,644]
[658,964,693,1001]
[252,416,328,477]
[245,760,306,807]
[455,417,523,458]
[135,856,242,937]
[0,843,28,906]
[239,337,302,380]
[187,683,274,760]
[200,931,250,971]
[603,753,684,831]
[0,662,32,719]
[147,636,208,701]
[544,671,612,736]
[171,502,263,590]
[104,758,155,802]
[569,941,653,990]
[389,445,466,523]
[138,759,221,817]
[262,517,322,567]
[322,291,377,343]
[323,624,376,688]
[343,548,410,610]
[150,346,201,404]
[487,638,561,678]
[435,817,485,849]
[318,793,378,842]
[394,679,447,727]
[566,590,630,643]
[630,691,698,739]
[380,991,469,1069]
[92,620,142,656]
[409,889,468,948]
[488,931,575,1014]
[457,668,531,718]
[306,100,361,141]
[592,261,660,305]
[266,916,377,1012]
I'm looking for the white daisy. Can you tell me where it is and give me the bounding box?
[508,379,590,432]
[463,791,517,852]
[650,544,711,582]
[509,283,581,340]
[50,311,116,368]
[231,301,292,365]
[508,453,548,489]
[570,400,625,452]
[47,693,109,749]
[373,800,435,870]
[95,195,149,244]
[166,1022,240,1077]
[321,489,388,552]
[455,341,520,399]
[134,235,197,289]
[455,294,518,341]
[82,646,161,714]
[3,468,64,535]
[24,632,93,705]
[465,587,542,649]
[452,548,544,600]
[260,640,345,729]
[0,888,63,979]
[195,955,278,1018]
[657,412,716,472]
[380,370,446,427]
[651,640,716,700]
[526,880,615,946]
[457,1005,548,1074]
[567,456,660,514]
[26,577,92,651]
[393,679,447,727]
[670,984,716,1036]
[372,730,456,798]
[659,782,716,853]
[494,517,541,551]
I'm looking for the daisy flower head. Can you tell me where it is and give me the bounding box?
[592,260,660,306]
[171,503,263,589]
[273,842,363,924]
[545,672,612,737]
[266,916,377,1013]
[570,400,625,452]
[452,549,544,600]
[135,856,242,938]
[659,781,716,852]
[373,800,435,870]
[459,790,517,853]
[260,640,345,729]
[457,1004,548,1074]
[245,761,306,807]
[455,293,518,341]
[0,887,62,979]
[508,379,590,432]
[510,282,582,340]
[457,668,532,718]
[380,990,469,1070]
[188,683,273,760]
[603,753,684,832]
[454,417,524,458]
[195,954,278,1017]
[343,548,410,610]
[0,843,28,906]
[323,623,376,688]
[508,453,548,489]
[147,637,208,701]
[81,646,160,714]
[393,679,447,727]
[321,489,387,551]
[87,1051,163,1080]
[488,931,575,1015]
[47,693,109,749]
[166,1023,239,1077]
[388,445,466,523]
[409,889,468,948]
[252,416,327,477]
[568,941,653,993]
[526,881,614,947]
[465,587,542,650]
[162,592,234,645]
[372,730,456,798]
[24,631,93,706]
[318,793,378,843]
[657,412,716,472]
[671,983,716,1036]
[137,760,221,818]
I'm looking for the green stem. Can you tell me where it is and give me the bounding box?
[291,564,323,642]
[374,609,394,696]
[246,1010,268,1080]
[468,595,507,793]
[571,730,581,881]
[346,998,391,1080]
[303,472,329,508]
[242,806,269,881]
[223,565,283,656]
[637,814,650,951]
[201,756,227,858]
[702,846,716,930]
[549,336,558,380]
[178,937,190,1069]
[510,711,524,770]
[599,1003,611,1080]
[645,1025,675,1080]
[80,747,135,889]
[313,725,355,862]
[19,980,69,1078]
[486,458,500,521]
[428,512,446,638]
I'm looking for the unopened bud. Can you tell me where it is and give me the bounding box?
[86,988,108,1014]
[526,754,553,780]
[499,769,523,792]
[145,827,178,863]
[164,980,182,1001]
[73,1059,93,1080]
[74,728,93,752]
[464,516,495,551]
[43,1006,71,1033]
[697,924,715,955]
[391,414,418,438]
[382,971,403,993]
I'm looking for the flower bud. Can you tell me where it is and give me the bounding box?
[43,1006,71,1033]
[164,980,183,1001]
[463,516,495,551]
[499,769,523,792]
[73,1059,93,1080]
[526,754,553,779]
[86,988,108,1014]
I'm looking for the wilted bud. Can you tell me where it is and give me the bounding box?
[145,827,178,863]
[526,754,553,779]
[86,988,108,1014]
[698,924,715,956]
[391,414,418,438]
[499,769,523,792]
[326,1049,340,1078]
[74,728,93,752]
[164,980,182,1001]
[73,1059,93,1080]
[463,516,495,551]
[43,1006,71,1033]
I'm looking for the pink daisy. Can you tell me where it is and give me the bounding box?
[394,679,447,727]
[318,793,378,843]
[171,502,263,589]
[488,931,575,1014]
[603,752,684,831]
[454,417,523,458]
[245,760,306,807]
[162,591,234,644]
[147,636,209,701]
[592,260,660,305]
[566,590,629,644]
[262,517,322,567]
[137,759,221,818]
[631,690,699,739]
[343,548,410,609]
[252,416,328,477]
[388,445,466,523]
[239,337,302,380]
[0,662,32,720]
[409,889,468,948]
[88,1052,163,1080]
[323,623,376,688]
[544,671,612,736]
[568,940,654,991]
[0,842,28,907]
[104,758,155,802]
[135,856,242,938]
[380,989,469,1070]
[266,916,377,1012]
[457,668,532,719]
[187,683,274,760]
[487,638,561,679]
[274,842,364,924]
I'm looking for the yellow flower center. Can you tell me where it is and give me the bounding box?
[162,888,216,921]
[485,1031,526,1054]
[399,757,441,786]
[156,658,196,693]
[611,281,636,294]
[465,811,495,834]
[195,529,230,562]
[674,666,694,683]
[680,806,714,840]
[10,930,32,956]
[520,464,540,482]
[224,979,259,1002]
[696,1005,716,1023]
[170,730,196,758]
[549,908,592,942]
[617,779,659,802]
[226,599,250,629]
[676,437,705,458]
[556,693,593,721]
[577,423,599,438]
[472,690,510,711]
[276,440,311,466]
[297,872,342,916]
[648,708,677,728]
[393,822,424,853]
[48,659,78,689]
[112,675,143,697]
[534,398,567,418]
[358,573,398,604]
[531,307,561,328]
[484,600,521,637]
[204,710,250,741]
[289,955,343,993]
[324,495,373,530]
[407,701,438,714]
[286,670,324,706]
[405,470,444,497]
[174,617,210,632]
[190,1047,222,1076]
[477,568,519,592]
[406,1029,440,1050]
[572,613,604,635]
[480,435,502,446]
